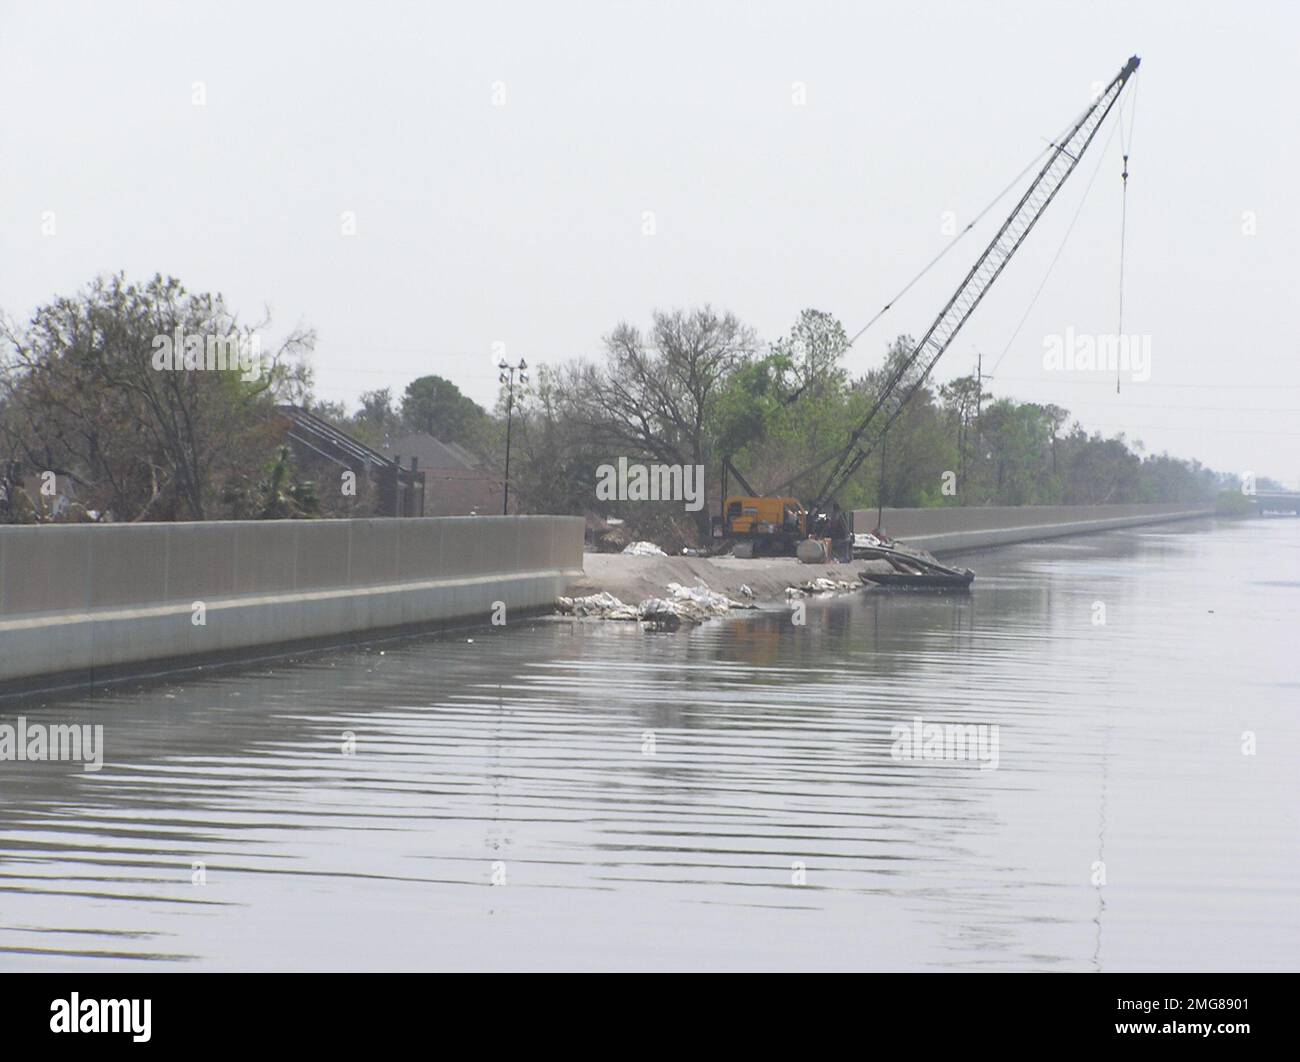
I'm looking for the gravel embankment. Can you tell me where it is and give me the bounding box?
[565,552,889,606]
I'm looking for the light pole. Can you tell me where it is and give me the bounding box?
[498,358,527,515]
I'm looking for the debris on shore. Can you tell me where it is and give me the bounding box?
[558,581,758,628]
[558,591,642,620]
[621,541,668,557]
[570,551,884,605]
[785,577,860,597]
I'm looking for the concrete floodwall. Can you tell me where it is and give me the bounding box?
[853,503,1214,556]
[0,516,584,688]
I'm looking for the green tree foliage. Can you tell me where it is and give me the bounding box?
[590,307,756,464]
[971,400,1060,505]
[221,445,321,519]
[0,273,315,521]
[564,306,758,535]
[400,375,486,444]
[306,387,404,452]
[715,312,860,504]
[499,364,594,516]
[489,307,1226,541]
[771,308,849,398]
[712,354,794,459]
[352,388,403,449]
[5,279,1226,534]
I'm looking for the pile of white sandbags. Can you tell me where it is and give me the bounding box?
[556,592,641,620]
[559,582,753,627]
[785,577,859,597]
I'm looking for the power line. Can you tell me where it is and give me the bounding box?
[988,375,1300,390]
[988,107,1124,379]
[1064,422,1300,437]
[1030,400,1299,414]
[842,138,1060,352]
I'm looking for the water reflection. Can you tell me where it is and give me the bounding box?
[0,517,1295,970]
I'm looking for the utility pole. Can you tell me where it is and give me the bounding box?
[498,358,527,515]
[876,429,887,532]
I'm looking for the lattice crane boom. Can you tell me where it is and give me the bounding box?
[809,55,1141,512]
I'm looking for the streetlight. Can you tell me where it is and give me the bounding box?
[498,357,527,515]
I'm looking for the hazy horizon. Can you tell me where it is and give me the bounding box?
[3,0,1297,485]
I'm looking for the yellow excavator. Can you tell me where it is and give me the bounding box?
[714,458,807,557]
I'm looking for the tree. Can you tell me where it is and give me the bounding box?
[715,313,864,505]
[940,373,981,494]
[590,307,756,463]
[975,400,1057,505]
[712,354,793,460]
[457,307,1225,531]
[503,363,595,515]
[771,308,849,398]
[351,388,402,449]
[712,309,854,497]
[581,306,757,533]
[221,445,320,519]
[400,375,486,443]
[0,273,314,521]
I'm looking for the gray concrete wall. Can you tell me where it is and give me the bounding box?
[853,503,1214,556]
[0,516,584,687]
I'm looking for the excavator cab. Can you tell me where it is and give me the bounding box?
[714,458,808,554]
[716,494,807,555]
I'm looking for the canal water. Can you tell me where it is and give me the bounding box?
[1,517,1296,970]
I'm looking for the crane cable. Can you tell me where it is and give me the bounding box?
[843,137,1063,352]
[842,97,1109,355]
[1115,73,1139,394]
[988,98,1126,380]
[773,97,1124,496]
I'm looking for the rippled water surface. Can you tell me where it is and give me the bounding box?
[2,517,1296,970]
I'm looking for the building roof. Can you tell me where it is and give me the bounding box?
[383,432,480,471]
[276,405,396,470]
[442,440,480,468]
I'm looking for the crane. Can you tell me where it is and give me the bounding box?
[716,55,1141,557]
[811,55,1141,515]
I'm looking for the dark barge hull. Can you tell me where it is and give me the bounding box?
[856,543,975,590]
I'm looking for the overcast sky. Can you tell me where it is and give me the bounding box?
[3,0,1297,484]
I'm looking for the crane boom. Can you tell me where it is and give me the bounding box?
[809,54,1141,511]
